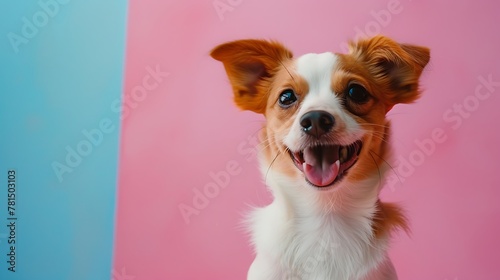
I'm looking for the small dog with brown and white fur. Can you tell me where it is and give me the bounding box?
[211,35,429,280]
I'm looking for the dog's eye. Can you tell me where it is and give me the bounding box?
[278,89,297,108]
[347,84,370,104]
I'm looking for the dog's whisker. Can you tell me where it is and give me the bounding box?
[370,150,403,185]
[360,123,389,129]
[265,151,281,184]
[278,59,295,83]
[368,151,383,187]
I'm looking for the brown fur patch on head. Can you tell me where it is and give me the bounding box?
[210,39,293,114]
[260,61,310,178]
[332,55,391,184]
[331,35,430,185]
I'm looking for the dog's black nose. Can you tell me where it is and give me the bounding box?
[300,110,335,138]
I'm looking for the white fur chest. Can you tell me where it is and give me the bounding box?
[246,178,390,279]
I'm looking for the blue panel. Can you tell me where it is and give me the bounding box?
[0,1,128,279]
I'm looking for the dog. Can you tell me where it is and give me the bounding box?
[211,35,430,280]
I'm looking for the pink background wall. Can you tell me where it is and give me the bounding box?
[114,0,500,279]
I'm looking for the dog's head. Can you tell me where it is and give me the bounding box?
[211,36,429,191]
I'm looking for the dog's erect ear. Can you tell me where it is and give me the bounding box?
[211,39,293,114]
[348,35,430,109]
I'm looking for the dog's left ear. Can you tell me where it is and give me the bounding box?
[211,39,293,114]
[348,35,430,110]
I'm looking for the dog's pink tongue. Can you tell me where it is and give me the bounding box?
[302,146,340,187]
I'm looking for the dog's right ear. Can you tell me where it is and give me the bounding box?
[210,39,293,114]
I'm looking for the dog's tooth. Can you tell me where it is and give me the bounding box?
[339,147,348,163]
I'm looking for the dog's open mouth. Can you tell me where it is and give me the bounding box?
[289,140,363,188]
